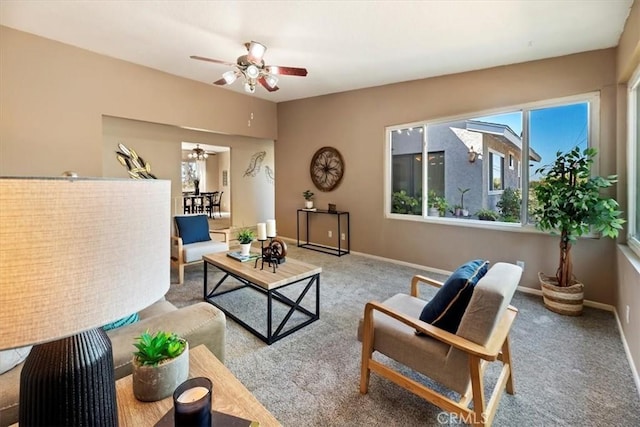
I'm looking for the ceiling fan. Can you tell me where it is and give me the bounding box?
[190,41,308,93]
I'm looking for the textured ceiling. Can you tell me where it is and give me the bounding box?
[0,0,634,102]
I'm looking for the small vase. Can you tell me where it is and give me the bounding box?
[240,243,251,256]
[304,200,313,209]
[428,207,439,217]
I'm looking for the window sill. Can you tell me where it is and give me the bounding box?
[386,212,536,233]
[386,212,604,238]
[619,243,640,276]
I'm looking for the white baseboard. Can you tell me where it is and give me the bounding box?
[614,308,640,399]
[515,286,615,311]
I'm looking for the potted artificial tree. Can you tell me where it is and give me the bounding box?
[132,330,189,402]
[236,228,255,256]
[532,147,624,316]
[303,190,315,209]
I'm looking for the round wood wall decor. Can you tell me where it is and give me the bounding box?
[310,146,344,192]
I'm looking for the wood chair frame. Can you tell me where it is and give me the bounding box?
[171,229,229,285]
[359,274,518,427]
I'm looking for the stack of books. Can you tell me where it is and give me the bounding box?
[226,251,260,263]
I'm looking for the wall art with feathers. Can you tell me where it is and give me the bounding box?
[115,143,156,179]
[244,151,274,185]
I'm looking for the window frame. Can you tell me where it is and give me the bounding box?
[488,149,505,195]
[628,66,640,257]
[385,92,600,234]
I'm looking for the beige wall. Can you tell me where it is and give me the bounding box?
[102,116,274,226]
[0,26,277,177]
[1,14,638,380]
[615,0,640,387]
[276,49,619,305]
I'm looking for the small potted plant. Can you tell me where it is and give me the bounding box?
[236,227,255,256]
[532,147,624,315]
[303,190,315,209]
[475,208,498,221]
[428,190,448,217]
[132,330,189,402]
[458,187,470,217]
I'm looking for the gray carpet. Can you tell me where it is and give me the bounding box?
[166,245,640,426]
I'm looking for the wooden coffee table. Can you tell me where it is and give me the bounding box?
[203,252,322,344]
[116,345,280,426]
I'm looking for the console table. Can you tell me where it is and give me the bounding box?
[296,209,350,257]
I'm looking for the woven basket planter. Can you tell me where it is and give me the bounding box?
[539,272,584,316]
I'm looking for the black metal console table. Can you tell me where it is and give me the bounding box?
[297,209,350,257]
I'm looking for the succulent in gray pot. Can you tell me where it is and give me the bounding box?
[132,330,189,402]
[532,147,624,316]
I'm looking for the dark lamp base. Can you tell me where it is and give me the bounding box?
[19,328,118,426]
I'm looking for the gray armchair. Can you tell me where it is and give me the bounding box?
[358,262,522,427]
[171,214,229,284]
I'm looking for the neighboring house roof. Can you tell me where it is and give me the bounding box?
[466,120,542,162]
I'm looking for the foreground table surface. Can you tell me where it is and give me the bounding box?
[116,345,281,426]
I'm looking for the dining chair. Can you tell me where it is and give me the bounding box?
[210,191,223,218]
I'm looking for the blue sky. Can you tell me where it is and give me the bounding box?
[475,102,588,179]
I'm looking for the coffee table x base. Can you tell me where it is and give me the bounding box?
[204,261,320,345]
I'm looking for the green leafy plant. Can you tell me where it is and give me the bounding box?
[391,190,421,215]
[133,330,186,367]
[302,190,315,200]
[475,208,498,221]
[428,190,448,216]
[236,228,255,244]
[457,187,470,210]
[532,147,624,287]
[497,187,521,223]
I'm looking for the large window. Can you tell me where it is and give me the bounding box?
[489,151,504,192]
[387,93,598,227]
[390,126,423,215]
[628,67,640,257]
[181,161,198,192]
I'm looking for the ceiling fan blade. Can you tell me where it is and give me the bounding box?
[212,78,228,86]
[258,77,279,92]
[266,66,308,77]
[190,55,236,67]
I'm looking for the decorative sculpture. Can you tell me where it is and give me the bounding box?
[115,143,157,179]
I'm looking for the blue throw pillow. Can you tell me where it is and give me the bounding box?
[102,313,139,331]
[418,259,490,334]
[175,215,211,245]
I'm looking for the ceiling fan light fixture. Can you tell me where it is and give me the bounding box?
[188,144,209,160]
[222,70,237,84]
[244,81,256,93]
[247,41,266,62]
[265,74,279,88]
[245,64,260,79]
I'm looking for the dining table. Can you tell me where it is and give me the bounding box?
[183,192,218,217]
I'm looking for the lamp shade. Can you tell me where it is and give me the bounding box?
[0,177,171,350]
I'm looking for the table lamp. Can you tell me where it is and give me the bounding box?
[0,177,171,425]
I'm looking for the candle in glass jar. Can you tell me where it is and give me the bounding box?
[266,219,276,237]
[257,223,267,240]
[173,377,212,427]
[176,386,209,403]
